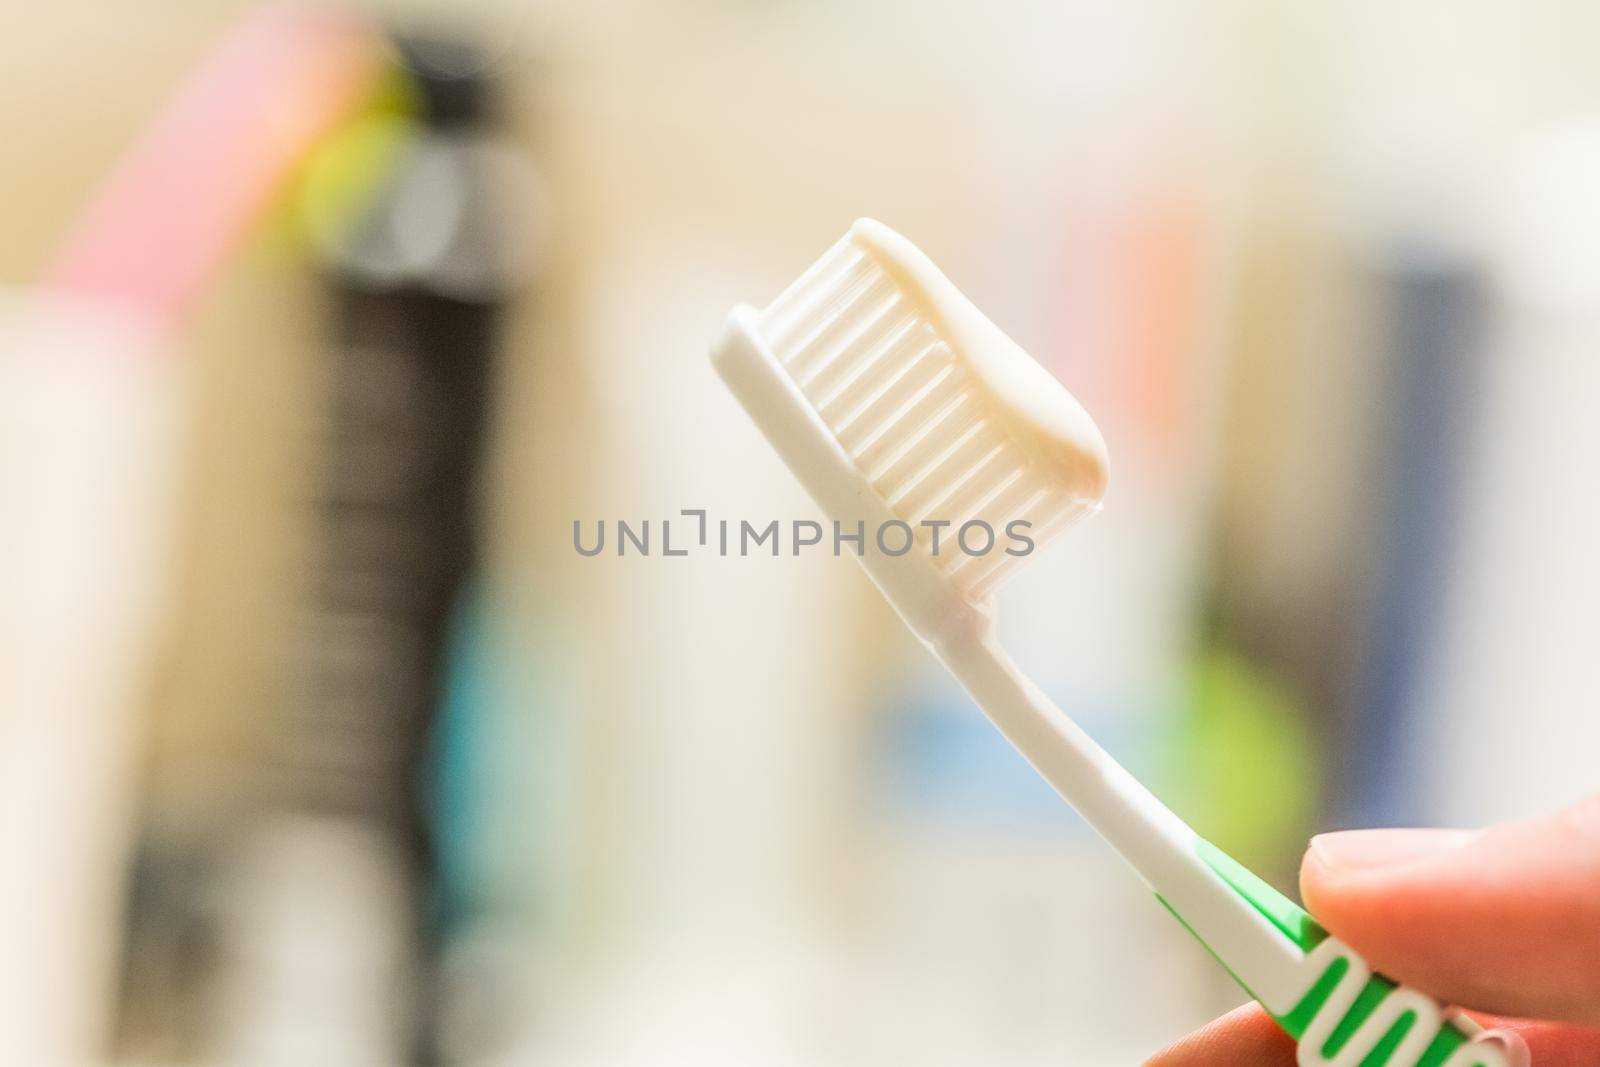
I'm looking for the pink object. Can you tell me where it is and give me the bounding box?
[42,2,381,325]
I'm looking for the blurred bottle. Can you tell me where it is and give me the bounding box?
[214,33,526,1066]
[1,9,379,1061]
[0,298,183,1066]
[1415,119,1600,826]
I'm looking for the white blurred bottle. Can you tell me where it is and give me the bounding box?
[1417,119,1600,825]
[0,295,184,1065]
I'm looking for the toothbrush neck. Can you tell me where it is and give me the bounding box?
[935,626,1199,889]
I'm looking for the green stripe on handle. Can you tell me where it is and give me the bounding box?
[1158,839,1492,1066]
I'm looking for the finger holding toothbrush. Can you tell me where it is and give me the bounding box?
[1148,796,1600,1066]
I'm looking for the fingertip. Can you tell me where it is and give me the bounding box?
[1302,828,1476,885]
[1299,827,1477,925]
[1143,1003,1295,1067]
[1469,1015,1600,1067]
[1296,806,1600,1025]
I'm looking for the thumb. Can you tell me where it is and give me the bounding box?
[1301,795,1600,1026]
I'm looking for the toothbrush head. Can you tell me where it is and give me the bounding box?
[712,219,1108,641]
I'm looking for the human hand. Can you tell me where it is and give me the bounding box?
[1145,796,1600,1066]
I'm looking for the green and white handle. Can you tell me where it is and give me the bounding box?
[937,628,1520,1067]
[1172,841,1512,1066]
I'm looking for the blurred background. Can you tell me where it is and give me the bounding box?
[3,1,1600,1064]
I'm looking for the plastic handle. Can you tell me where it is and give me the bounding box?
[1166,840,1517,1067]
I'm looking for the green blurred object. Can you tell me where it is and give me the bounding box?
[1175,647,1318,874]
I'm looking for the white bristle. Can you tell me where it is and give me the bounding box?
[835,352,956,453]
[814,320,927,417]
[754,234,1092,597]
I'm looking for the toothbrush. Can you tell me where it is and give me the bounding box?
[710,219,1519,1067]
